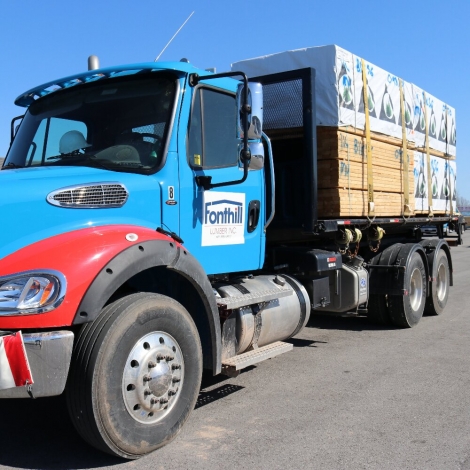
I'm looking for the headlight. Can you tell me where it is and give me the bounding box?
[0,270,66,316]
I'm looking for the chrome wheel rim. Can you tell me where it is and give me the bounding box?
[409,267,423,311]
[122,331,184,424]
[436,262,448,302]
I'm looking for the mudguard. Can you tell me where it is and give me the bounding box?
[76,238,222,373]
[369,243,429,296]
[369,243,403,295]
[393,243,429,296]
[419,238,453,287]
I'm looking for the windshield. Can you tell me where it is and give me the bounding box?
[4,73,177,173]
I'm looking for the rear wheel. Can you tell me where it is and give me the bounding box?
[425,249,450,315]
[367,294,391,325]
[66,293,202,459]
[389,252,426,328]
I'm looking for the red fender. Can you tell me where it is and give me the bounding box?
[0,226,180,329]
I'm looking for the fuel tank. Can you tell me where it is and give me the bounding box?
[215,275,310,355]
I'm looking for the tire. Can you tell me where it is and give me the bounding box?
[367,294,391,325]
[425,249,450,316]
[66,293,202,459]
[388,252,427,328]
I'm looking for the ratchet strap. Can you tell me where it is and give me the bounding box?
[399,80,411,217]
[423,92,434,218]
[444,110,454,216]
[361,59,374,217]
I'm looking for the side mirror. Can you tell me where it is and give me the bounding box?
[247,142,264,170]
[237,82,263,140]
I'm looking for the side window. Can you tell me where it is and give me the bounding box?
[188,90,203,167]
[188,88,238,169]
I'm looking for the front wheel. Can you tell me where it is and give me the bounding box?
[66,293,202,459]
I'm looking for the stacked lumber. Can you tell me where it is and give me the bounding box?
[316,127,450,218]
[233,44,457,219]
[316,127,412,217]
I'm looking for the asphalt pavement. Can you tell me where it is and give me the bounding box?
[0,233,469,470]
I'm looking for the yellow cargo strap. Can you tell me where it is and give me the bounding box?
[445,110,454,216]
[423,92,433,218]
[399,80,411,217]
[361,59,374,217]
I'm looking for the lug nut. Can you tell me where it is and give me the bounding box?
[160,398,168,404]
[168,389,176,396]
[166,355,174,361]
[143,375,152,382]
[156,354,165,361]
[148,361,157,369]
[172,364,181,370]
[144,389,152,396]
[172,378,181,384]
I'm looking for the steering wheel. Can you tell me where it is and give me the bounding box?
[121,132,161,148]
[119,132,162,163]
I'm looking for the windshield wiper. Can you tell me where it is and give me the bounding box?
[114,162,145,168]
[1,162,23,170]
[47,153,114,171]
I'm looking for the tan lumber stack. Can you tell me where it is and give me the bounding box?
[316,126,412,217]
[316,126,449,218]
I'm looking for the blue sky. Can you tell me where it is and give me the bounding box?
[1,0,469,198]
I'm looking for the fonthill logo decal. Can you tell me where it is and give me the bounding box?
[202,192,245,246]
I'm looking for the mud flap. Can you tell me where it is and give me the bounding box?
[0,332,33,391]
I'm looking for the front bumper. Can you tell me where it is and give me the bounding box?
[0,330,74,398]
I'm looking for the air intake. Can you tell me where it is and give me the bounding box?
[47,182,128,208]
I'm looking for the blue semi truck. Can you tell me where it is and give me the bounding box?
[0,58,458,458]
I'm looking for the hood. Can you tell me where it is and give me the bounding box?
[0,166,161,260]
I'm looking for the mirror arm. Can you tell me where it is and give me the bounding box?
[10,115,25,144]
[189,71,251,190]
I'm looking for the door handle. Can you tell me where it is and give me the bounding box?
[247,200,260,233]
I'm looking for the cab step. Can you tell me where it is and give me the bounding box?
[221,341,293,377]
[216,286,292,310]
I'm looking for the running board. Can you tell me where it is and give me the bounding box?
[221,341,293,377]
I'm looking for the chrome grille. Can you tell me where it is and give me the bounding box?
[47,182,128,208]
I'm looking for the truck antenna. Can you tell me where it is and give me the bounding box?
[154,11,195,62]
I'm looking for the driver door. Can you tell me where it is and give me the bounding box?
[178,85,265,275]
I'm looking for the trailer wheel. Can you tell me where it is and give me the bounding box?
[367,294,391,325]
[388,252,426,328]
[425,249,450,316]
[66,293,202,459]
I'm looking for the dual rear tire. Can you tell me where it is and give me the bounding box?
[388,253,426,328]
[367,248,450,328]
[425,249,450,316]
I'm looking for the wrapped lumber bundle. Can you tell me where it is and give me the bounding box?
[232,45,457,217]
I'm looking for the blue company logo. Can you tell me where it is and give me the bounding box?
[356,59,374,77]
[387,74,399,86]
[360,278,367,288]
[204,199,243,225]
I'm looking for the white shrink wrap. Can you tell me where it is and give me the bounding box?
[232,45,456,157]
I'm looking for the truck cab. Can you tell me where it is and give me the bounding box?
[4,62,265,274]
